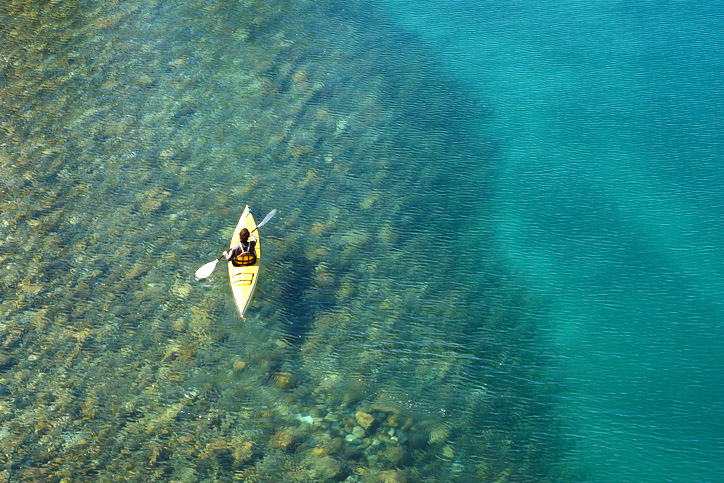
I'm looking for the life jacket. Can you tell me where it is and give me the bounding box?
[232,240,257,267]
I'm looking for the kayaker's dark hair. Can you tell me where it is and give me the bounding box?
[239,228,250,243]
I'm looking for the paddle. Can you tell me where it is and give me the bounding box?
[194,209,277,280]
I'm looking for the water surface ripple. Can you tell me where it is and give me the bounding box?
[3,0,578,481]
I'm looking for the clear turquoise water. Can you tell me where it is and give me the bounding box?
[1,0,722,481]
[375,0,724,480]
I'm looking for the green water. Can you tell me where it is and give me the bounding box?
[1,0,569,481]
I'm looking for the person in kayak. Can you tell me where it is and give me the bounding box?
[223,227,257,262]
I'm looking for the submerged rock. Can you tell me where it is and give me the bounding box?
[355,410,375,429]
[232,359,248,372]
[379,469,407,483]
[274,371,295,389]
[331,437,344,452]
[271,428,302,451]
[428,425,450,445]
[310,455,342,480]
[296,413,314,425]
[383,444,406,465]
[312,446,329,457]
[232,440,254,466]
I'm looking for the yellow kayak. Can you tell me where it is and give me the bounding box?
[228,205,260,318]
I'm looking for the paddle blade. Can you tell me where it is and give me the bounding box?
[256,209,277,229]
[195,259,219,280]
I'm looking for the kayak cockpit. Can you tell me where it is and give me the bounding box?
[231,252,257,267]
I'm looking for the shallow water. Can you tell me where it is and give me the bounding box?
[1,0,566,481]
[2,0,722,481]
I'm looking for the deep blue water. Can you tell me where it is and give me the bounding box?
[1,0,723,480]
[374,0,724,480]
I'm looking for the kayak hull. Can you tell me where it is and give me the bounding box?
[228,205,260,318]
